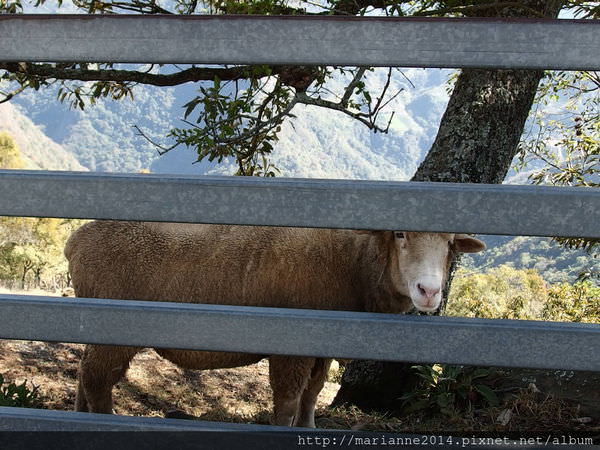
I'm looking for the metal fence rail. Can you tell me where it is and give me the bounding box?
[0,406,289,431]
[2,294,600,371]
[1,170,599,238]
[1,15,599,69]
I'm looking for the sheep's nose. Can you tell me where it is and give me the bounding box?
[417,283,440,299]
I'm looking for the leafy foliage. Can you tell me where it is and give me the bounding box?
[448,265,600,323]
[517,70,599,275]
[167,72,293,176]
[0,133,83,289]
[0,216,81,289]
[400,365,499,417]
[0,374,41,408]
[542,281,600,323]
[448,265,547,320]
[0,132,25,169]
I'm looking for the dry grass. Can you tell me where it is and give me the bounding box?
[0,286,64,297]
[0,339,340,423]
[316,392,594,435]
[3,337,598,438]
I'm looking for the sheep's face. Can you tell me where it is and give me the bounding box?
[391,232,485,313]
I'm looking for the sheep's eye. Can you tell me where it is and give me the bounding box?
[395,232,405,239]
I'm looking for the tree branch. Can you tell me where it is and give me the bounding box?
[182,96,300,147]
[82,0,174,14]
[295,91,395,133]
[0,62,265,87]
[341,67,368,108]
[411,1,546,17]
[132,125,178,154]
[0,83,27,104]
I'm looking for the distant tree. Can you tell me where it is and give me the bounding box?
[0,215,78,289]
[447,266,599,323]
[0,132,24,169]
[0,134,78,289]
[447,266,548,320]
[542,281,600,323]
[0,133,28,262]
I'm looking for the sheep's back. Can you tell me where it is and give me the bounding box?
[65,221,367,311]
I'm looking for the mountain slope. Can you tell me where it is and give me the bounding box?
[12,67,451,179]
[13,84,177,173]
[0,102,87,171]
[151,68,451,180]
[464,235,599,284]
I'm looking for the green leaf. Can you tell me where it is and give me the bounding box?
[471,368,492,379]
[436,392,455,408]
[474,384,499,407]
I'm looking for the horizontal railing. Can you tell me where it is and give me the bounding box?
[0,407,288,431]
[1,170,599,238]
[1,294,600,371]
[0,15,598,69]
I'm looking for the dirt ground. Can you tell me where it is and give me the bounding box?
[0,338,340,423]
[0,287,339,424]
[3,337,599,438]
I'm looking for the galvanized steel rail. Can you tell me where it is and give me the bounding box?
[1,170,599,238]
[2,294,600,371]
[0,406,292,431]
[0,15,599,70]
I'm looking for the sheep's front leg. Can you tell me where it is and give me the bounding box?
[269,356,315,427]
[296,358,332,428]
[76,344,139,414]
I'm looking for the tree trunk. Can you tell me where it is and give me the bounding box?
[34,267,42,287]
[332,0,563,413]
[21,263,31,290]
[411,69,541,184]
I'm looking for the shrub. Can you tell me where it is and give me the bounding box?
[0,374,42,408]
[448,265,547,320]
[542,281,600,323]
[400,365,499,417]
[449,266,600,323]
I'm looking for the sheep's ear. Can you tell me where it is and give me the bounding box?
[454,234,486,253]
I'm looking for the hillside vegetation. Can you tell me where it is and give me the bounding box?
[0,103,87,171]
[466,235,599,284]
[11,68,449,177]
[448,265,599,322]
[0,133,84,290]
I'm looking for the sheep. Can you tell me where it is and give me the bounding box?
[65,221,485,427]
